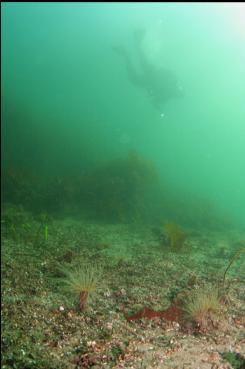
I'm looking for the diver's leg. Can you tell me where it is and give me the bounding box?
[112,44,144,87]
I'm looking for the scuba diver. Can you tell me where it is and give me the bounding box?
[113,29,184,110]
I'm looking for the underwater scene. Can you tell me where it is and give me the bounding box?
[1,3,245,369]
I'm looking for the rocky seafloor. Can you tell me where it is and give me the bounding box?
[1,205,245,369]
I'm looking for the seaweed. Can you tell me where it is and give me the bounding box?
[222,247,245,288]
[126,300,183,323]
[164,222,187,251]
[220,352,245,369]
[78,151,157,222]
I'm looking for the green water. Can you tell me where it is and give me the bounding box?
[2,3,245,228]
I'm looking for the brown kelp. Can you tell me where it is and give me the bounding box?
[164,222,187,251]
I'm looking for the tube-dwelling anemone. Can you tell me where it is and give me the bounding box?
[183,286,222,333]
[62,263,102,311]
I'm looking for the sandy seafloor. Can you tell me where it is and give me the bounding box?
[1,204,245,369]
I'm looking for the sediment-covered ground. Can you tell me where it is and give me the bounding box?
[1,205,245,369]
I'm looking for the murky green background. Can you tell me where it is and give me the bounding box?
[2,3,245,227]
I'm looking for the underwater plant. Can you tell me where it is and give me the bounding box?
[164,222,187,251]
[62,263,102,311]
[222,247,245,288]
[78,150,157,222]
[183,285,222,333]
[220,351,245,369]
